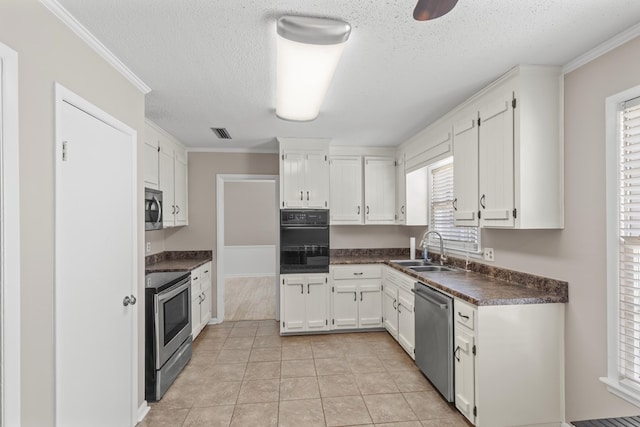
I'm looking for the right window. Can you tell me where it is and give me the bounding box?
[603,93,640,407]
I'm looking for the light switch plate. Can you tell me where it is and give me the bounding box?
[483,248,494,262]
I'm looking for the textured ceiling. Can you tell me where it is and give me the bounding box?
[57,0,640,152]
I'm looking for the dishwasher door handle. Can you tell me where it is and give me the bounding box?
[414,288,448,309]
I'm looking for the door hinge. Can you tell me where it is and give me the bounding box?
[331,286,334,292]
[332,319,335,325]
[62,141,68,162]
[512,208,517,219]
[394,160,397,167]
[326,319,328,326]
[282,279,285,285]
[157,146,160,152]
[381,284,384,291]
[325,277,328,283]
[325,155,327,161]
[512,98,517,109]
[472,345,477,356]
[473,406,477,417]
[478,210,481,219]
[325,201,328,207]
[281,154,284,160]
[395,214,398,220]
[282,321,285,328]
[282,201,285,207]
[477,117,481,127]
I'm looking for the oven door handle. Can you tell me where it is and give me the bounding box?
[281,226,329,230]
[158,280,190,303]
[151,196,162,227]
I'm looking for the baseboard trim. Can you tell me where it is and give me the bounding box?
[208,318,223,325]
[137,401,151,422]
[562,423,572,427]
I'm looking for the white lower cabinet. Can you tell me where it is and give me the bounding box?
[383,267,415,359]
[331,265,382,329]
[280,273,330,333]
[191,262,212,339]
[453,298,565,426]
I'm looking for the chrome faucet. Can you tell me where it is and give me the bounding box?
[419,229,448,266]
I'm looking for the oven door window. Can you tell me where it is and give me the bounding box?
[163,289,189,346]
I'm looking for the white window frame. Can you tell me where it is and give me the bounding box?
[602,84,640,408]
[425,156,481,257]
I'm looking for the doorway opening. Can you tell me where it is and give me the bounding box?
[216,175,279,322]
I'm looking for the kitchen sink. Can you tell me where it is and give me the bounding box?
[390,259,434,267]
[408,265,459,272]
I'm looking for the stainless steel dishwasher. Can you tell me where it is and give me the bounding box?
[414,281,454,402]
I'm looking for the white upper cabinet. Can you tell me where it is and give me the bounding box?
[278,138,330,209]
[329,156,363,224]
[477,65,562,229]
[395,153,406,224]
[147,120,188,228]
[143,126,160,189]
[452,111,479,227]
[364,156,396,224]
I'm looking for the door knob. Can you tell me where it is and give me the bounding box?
[123,296,131,306]
[129,295,137,305]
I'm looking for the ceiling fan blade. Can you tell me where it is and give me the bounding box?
[413,0,459,21]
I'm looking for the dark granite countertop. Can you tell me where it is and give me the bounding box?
[145,251,213,274]
[330,250,568,307]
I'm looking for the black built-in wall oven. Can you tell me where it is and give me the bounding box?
[280,209,329,274]
[145,271,192,401]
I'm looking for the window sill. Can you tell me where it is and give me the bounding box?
[600,376,640,408]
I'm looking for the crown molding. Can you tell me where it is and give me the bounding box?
[562,22,640,74]
[39,0,151,94]
[187,147,279,154]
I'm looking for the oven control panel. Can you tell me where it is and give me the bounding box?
[280,209,329,226]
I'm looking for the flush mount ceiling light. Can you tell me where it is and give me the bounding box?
[276,16,351,121]
[413,0,459,21]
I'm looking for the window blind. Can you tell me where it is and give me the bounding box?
[430,162,478,251]
[619,96,640,386]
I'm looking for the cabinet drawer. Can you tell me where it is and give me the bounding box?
[455,299,476,331]
[333,265,382,280]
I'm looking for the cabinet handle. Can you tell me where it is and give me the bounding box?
[300,191,303,201]
[398,301,402,313]
[201,292,206,302]
[458,312,470,320]
[307,284,310,294]
[300,284,304,294]
[453,198,457,211]
[204,270,209,274]
[360,292,363,301]
[353,272,363,276]
[454,345,461,362]
[172,205,176,214]
[480,194,486,209]
[401,205,405,214]
[357,206,360,215]
[366,206,370,215]
[393,299,397,310]
[176,205,180,214]
[307,191,309,201]
[353,291,357,302]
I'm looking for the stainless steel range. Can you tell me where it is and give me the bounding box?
[145,271,192,401]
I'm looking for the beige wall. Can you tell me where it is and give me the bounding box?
[0,1,146,425]
[164,152,279,317]
[479,36,640,421]
[224,181,276,246]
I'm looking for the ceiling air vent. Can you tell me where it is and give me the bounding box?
[211,127,231,139]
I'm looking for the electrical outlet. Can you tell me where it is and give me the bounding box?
[483,247,495,262]
[146,242,151,254]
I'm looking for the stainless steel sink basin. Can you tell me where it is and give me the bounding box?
[390,259,433,267]
[409,265,459,272]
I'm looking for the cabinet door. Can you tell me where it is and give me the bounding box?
[332,282,358,329]
[158,141,175,227]
[174,149,188,226]
[454,325,475,424]
[330,156,362,224]
[282,153,306,208]
[453,113,479,227]
[282,276,306,332]
[397,289,415,358]
[359,281,382,328]
[364,157,396,224]
[396,154,406,224]
[305,275,328,331]
[305,153,329,208]
[200,264,212,326]
[382,283,398,338]
[143,139,159,189]
[479,93,515,227]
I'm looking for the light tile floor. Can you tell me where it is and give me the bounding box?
[141,321,470,427]
[224,277,276,321]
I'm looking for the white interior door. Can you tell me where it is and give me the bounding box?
[56,97,136,426]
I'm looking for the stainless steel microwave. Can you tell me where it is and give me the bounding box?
[145,188,163,231]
